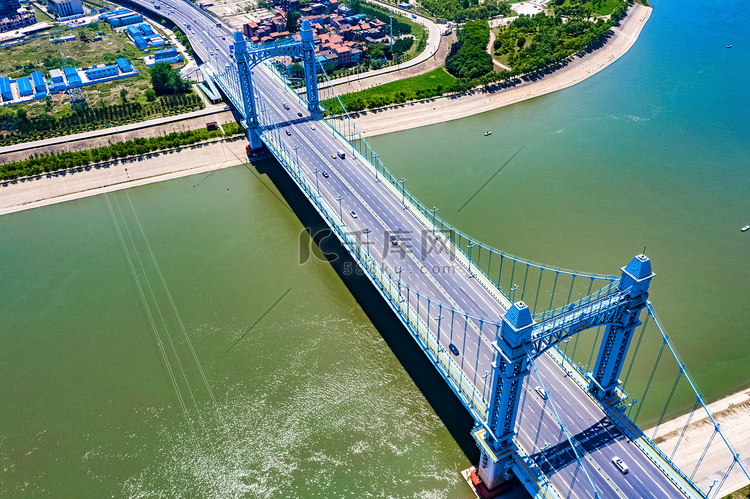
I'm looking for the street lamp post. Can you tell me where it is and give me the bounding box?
[397,266,404,295]
[429,207,438,234]
[436,303,443,345]
[294,145,300,176]
[627,399,638,418]
[363,228,371,256]
[337,195,343,221]
[563,337,572,358]
[468,243,475,277]
[399,178,407,204]
[373,152,380,182]
[511,284,519,302]
[313,168,320,195]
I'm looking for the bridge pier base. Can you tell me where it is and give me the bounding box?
[246,127,264,153]
[472,427,516,491]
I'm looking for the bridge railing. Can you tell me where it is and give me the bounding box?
[261,61,622,318]
[254,94,507,418]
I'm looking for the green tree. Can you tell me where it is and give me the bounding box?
[150,62,190,95]
[286,11,301,33]
[120,88,128,102]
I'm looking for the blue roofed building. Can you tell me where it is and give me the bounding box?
[116,58,133,73]
[98,7,128,19]
[31,71,46,93]
[0,77,12,101]
[85,64,119,80]
[64,67,82,86]
[153,47,183,64]
[107,11,142,27]
[17,77,33,97]
[138,22,154,36]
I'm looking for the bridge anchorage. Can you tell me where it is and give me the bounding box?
[474,255,654,491]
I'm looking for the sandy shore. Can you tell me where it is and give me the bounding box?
[647,388,750,496]
[350,3,652,137]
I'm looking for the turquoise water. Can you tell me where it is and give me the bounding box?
[2,0,749,495]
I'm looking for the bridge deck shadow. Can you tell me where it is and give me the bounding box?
[528,416,626,476]
[251,156,486,465]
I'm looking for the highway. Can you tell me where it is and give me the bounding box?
[127,1,694,497]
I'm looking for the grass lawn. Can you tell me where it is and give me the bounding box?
[331,67,456,112]
[552,0,624,16]
[722,485,750,499]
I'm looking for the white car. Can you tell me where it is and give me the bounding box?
[535,386,547,400]
[612,457,628,474]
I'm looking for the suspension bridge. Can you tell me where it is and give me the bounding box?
[126,0,749,496]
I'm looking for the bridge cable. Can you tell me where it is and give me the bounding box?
[526,353,605,499]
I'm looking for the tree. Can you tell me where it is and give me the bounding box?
[120,88,128,102]
[517,36,526,48]
[150,62,190,95]
[286,11,300,33]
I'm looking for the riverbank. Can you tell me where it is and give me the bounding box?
[0,3,650,214]
[648,388,750,497]
[0,139,250,216]
[350,3,652,137]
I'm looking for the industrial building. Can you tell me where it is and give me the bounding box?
[124,22,166,49]
[45,0,83,19]
[0,76,12,101]
[1,58,139,105]
[106,10,142,27]
[16,76,32,96]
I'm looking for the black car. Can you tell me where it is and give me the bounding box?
[285,130,291,136]
[389,235,398,245]
[322,171,329,178]
[297,112,303,117]
[449,343,459,356]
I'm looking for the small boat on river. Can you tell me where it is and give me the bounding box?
[484,131,492,136]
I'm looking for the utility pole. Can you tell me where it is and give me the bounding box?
[389,9,393,54]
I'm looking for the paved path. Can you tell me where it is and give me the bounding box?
[487,30,512,71]
[0,105,228,155]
